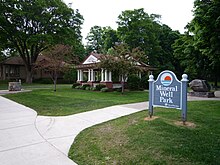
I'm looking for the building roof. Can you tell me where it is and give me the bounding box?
[76,52,156,70]
[1,55,52,66]
[2,56,25,65]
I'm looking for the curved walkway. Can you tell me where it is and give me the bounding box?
[0,92,219,165]
[0,96,147,165]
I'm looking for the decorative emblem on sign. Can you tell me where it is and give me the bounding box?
[160,73,173,86]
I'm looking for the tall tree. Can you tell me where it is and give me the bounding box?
[117,8,162,66]
[85,26,120,54]
[85,25,104,54]
[102,27,120,54]
[0,0,83,83]
[188,0,220,85]
[158,25,181,75]
[172,32,209,80]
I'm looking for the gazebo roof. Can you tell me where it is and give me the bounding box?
[75,52,156,70]
[76,53,102,69]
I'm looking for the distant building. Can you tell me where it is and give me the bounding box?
[0,56,64,81]
[75,52,155,89]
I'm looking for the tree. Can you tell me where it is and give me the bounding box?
[117,8,162,66]
[172,32,209,80]
[99,43,146,94]
[85,26,104,54]
[102,27,120,54]
[35,44,72,91]
[158,25,180,71]
[85,26,120,55]
[188,0,220,86]
[0,0,83,83]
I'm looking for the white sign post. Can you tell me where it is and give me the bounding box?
[148,70,188,124]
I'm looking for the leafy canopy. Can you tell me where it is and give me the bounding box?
[0,0,83,82]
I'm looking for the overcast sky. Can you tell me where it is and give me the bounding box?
[63,0,195,44]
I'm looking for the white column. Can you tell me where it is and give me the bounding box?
[138,72,142,79]
[105,70,108,82]
[109,71,112,82]
[80,70,83,81]
[125,74,128,82]
[94,71,96,81]
[88,69,91,82]
[77,70,80,81]
[91,69,94,81]
[101,69,104,82]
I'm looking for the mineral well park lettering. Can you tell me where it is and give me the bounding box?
[156,85,178,103]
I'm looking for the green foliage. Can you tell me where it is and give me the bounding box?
[82,84,91,90]
[95,84,106,91]
[172,33,208,80]
[85,26,104,53]
[75,85,83,89]
[64,68,77,83]
[127,74,141,90]
[186,0,220,85]
[72,83,80,88]
[140,74,149,89]
[85,26,119,54]
[157,25,181,74]
[98,43,146,94]
[33,78,52,84]
[100,87,109,92]
[0,0,84,83]
[117,8,162,66]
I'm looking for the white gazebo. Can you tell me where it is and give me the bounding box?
[75,52,154,89]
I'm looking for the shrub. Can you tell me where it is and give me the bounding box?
[82,84,91,90]
[100,87,109,92]
[116,88,122,92]
[63,68,77,83]
[127,74,141,90]
[75,85,82,89]
[85,86,91,90]
[72,83,80,88]
[95,84,106,91]
[33,78,52,84]
[91,87,97,91]
[140,75,149,89]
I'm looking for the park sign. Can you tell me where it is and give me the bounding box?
[148,70,188,123]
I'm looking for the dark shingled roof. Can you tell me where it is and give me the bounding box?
[2,56,25,65]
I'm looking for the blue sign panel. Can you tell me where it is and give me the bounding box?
[153,71,181,109]
[148,70,188,123]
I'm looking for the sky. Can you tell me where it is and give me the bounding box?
[63,0,195,44]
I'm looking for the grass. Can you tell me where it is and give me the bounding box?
[69,101,220,165]
[3,85,148,116]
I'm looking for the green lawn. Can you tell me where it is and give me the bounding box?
[69,101,220,165]
[4,86,148,116]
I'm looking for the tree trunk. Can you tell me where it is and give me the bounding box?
[25,68,33,84]
[54,74,57,92]
[53,80,57,92]
[121,81,125,95]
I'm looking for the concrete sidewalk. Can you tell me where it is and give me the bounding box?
[0,96,147,165]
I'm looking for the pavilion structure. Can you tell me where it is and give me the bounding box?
[75,52,155,89]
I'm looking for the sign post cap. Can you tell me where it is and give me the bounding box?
[148,75,154,82]
[181,74,188,81]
